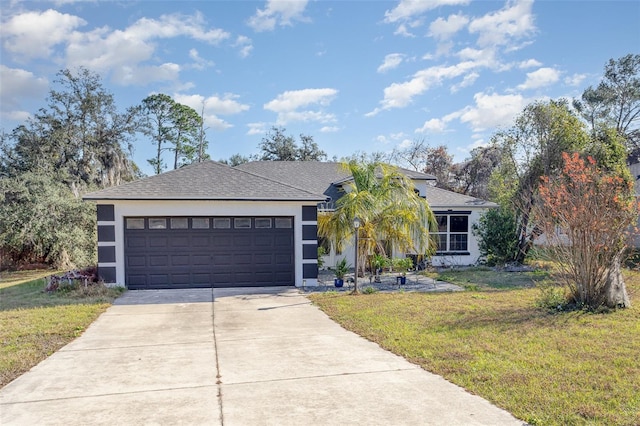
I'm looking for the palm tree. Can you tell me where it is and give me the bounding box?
[318,160,436,293]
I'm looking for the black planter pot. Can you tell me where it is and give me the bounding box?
[398,276,406,285]
[334,278,344,287]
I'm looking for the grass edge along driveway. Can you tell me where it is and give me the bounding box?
[0,270,124,387]
[309,269,640,426]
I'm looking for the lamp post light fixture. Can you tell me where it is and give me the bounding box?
[353,217,361,293]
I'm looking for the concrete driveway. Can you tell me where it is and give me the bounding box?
[0,288,523,425]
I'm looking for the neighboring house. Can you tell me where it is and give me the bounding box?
[84,160,496,290]
[628,162,640,248]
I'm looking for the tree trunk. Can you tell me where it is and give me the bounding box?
[603,257,631,308]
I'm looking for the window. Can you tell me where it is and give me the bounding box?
[234,218,251,229]
[148,218,167,229]
[433,214,468,253]
[126,218,145,229]
[213,218,231,229]
[192,218,210,229]
[275,218,292,229]
[171,218,188,229]
[255,218,272,228]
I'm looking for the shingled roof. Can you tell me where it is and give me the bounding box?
[426,186,497,209]
[235,161,437,202]
[83,161,326,201]
[235,161,349,202]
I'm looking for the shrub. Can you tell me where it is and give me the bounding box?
[534,281,567,311]
[472,207,519,266]
[362,286,378,294]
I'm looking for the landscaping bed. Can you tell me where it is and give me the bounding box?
[309,268,640,425]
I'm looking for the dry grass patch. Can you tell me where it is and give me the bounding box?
[309,270,640,425]
[0,271,124,387]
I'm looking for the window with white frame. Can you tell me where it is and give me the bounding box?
[433,213,469,253]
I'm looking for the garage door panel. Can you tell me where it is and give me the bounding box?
[149,237,169,248]
[127,255,146,267]
[211,271,232,283]
[170,236,190,247]
[192,254,210,266]
[213,235,232,247]
[127,275,147,287]
[233,235,252,247]
[127,237,146,248]
[254,254,272,265]
[275,254,293,265]
[274,235,293,247]
[149,274,170,285]
[149,255,169,267]
[212,254,232,265]
[254,235,274,247]
[192,273,212,285]
[192,236,210,247]
[125,216,294,289]
[172,274,191,285]
[171,255,190,266]
[234,254,252,265]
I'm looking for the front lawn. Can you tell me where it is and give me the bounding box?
[0,271,124,387]
[309,269,640,425]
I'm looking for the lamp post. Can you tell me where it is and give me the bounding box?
[353,217,360,293]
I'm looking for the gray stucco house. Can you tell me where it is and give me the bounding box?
[84,161,496,289]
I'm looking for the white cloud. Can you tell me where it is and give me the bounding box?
[459,91,530,131]
[264,88,338,125]
[247,0,310,32]
[234,35,253,58]
[377,53,405,73]
[394,24,415,37]
[174,92,250,130]
[366,61,477,115]
[0,65,49,106]
[390,132,407,140]
[0,65,49,122]
[188,49,215,70]
[468,0,536,49]
[428,13,469,40]
[376,135,389,144]
[320,126,339,133]
[451,72,479,92]
[564,73,587,87]
[247,122,268,135]
[62,12,230,85]
[112,63,182,86]
[1,9,86,59]
[517,67,560,90]
[264,88,337,112]
[397,139,414,149]
[384,0,470,23]
[416,118,447,133]
[519,58,542,69]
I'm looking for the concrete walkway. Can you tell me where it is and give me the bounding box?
[1,288,524,425]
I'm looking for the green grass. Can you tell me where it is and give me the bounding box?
[435,266,551,290]
[0,271,125,387]
[309,270,640,425]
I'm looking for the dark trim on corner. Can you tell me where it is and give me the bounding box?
[303,263,318,279]
[97,204,115,221]
[302,224,318,241]
[98,266,117,283]
[97,225,116,242]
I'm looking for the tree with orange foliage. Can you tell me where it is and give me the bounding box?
[535,152,637,309]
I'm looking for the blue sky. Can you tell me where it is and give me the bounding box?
[1,0,639,175]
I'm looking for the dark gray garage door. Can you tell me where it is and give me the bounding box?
[124,216,294,289]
